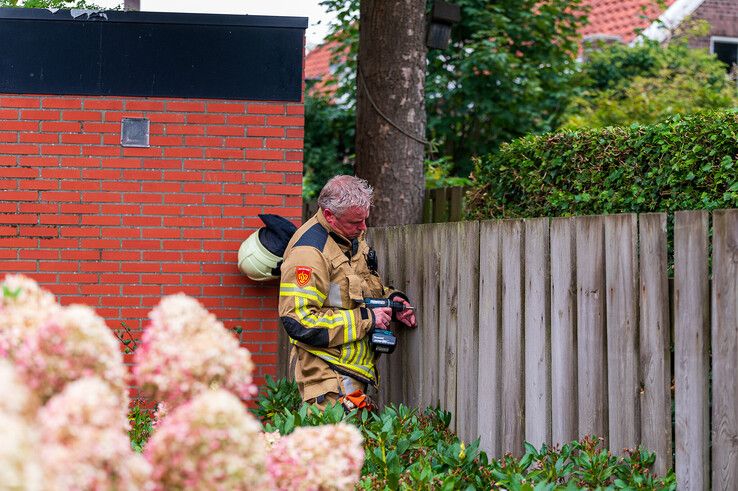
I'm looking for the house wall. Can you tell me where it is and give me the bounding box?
[0,93,304,387]
[689,0,738,49]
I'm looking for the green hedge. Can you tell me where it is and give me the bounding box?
[466,111,738,219]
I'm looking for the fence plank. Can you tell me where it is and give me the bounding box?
[478,220,502,457]
[385,226,405,404]
[433,188,449,223]
[524,217,551,447]
[550,217,578,445]
[575,215,608,441]
[501,219,524,454]
[420,224,441,409]
[369,227,391,406]
[674,210,710,491]
[438,222,459,428]
[402,224,423,408]
[638,213,671,475]
[711,209,738,491]
[604,214,640,452]
[449,187,464,222]
[456,221,480,443]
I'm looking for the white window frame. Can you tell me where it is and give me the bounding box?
[710,35,738,54]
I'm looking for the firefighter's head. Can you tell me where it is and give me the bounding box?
[319,175,372,239]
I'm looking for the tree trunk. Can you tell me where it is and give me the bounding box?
[355,0,427,227]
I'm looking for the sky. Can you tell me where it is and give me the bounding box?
[97,0,335,47]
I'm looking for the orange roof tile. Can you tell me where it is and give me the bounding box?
[305,41,339,80]
[580,0,676,43]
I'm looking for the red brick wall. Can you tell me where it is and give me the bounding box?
[0,94,304,386]
[689,0,738,49]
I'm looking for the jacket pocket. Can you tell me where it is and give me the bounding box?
[346,274,365,303]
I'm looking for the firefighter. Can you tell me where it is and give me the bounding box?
[278,175,417,409]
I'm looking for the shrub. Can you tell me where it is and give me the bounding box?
[255,379,677,490]
[467,111,738,219]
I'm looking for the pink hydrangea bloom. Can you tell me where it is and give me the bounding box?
[0,359,38,420]
[0,274,59,357]
[267,423,365,491]
[145,389,268,490]
[39,377,153,491]
[134,294,256,410]
[13,304,127,405]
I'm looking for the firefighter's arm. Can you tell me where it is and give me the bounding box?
[278,247,375,348]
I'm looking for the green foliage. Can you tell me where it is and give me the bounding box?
[467,111,738,219]
[303,94,356,199]
[309,0,588,183]
[564,31,737,129]
[251,375,304,424]
[0,0,109,8]
[255,378,676,490]
[128,400,154,452]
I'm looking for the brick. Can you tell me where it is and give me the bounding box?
[226,115,266,126]
[40,261,78,272]
[20,226,57,237]
[164,147,203,158]
[0,109,18,119]
[266,116,303,126]
[142,182,178,193]
[0,144,37,155]
[43,98,82,109]
[184,136,223,147]
[246,149,286,160]
[183,160,222,171]
[163,194,200,204]
[0,133,17,143]
[184,252,221,262]
[124,193,163,204]
[160,240,201,251]
[0,226,18,236]
[61,204,101,214]
[61,227,100,237]
[0,238,36,248]
[102,250,139,261]
[59,273,98,283]
[1,191,37,201]
[41,121,82,132]
[102,227,140,238]
[207,102,245,113]
[101,181,138,192]
[40,145,80,156]
[265,162,301,172]
[122,216,162,227]
[149,136,183,146]
[82,122,118,133]
[244,195,282,205]
[247,104,285,115]
[42,191,80,202]
[141,274,180,284]
[267,138,303,149]
[19,249,57,260]
[188,114,226,124]
[99,273,140,284]
[224,161,263,172]
[148,113,186,123]
[286,128,304,138]
[104,112,144,122]
[100,204,139,215]
[143,251,181,261]
[182,205,220,216]
[81,262,120,272]
[42,169,82,179]
[205,148,243,159]
[19,203,55,214]
[61,157,100,167]
[243,172,282,183]
[19,133,56,144]
[83,192,122,203]
[84,99,124,110]
[61,180,98,191]
[204,217,242,228]
[166,125,205,135]
[286,151,303,161]
[247,127,284,137]
[163,216,202,227]
[287,105,304,115]
[204,172,241,183]
[142,228,180,239]
[2,167,38,179]
[122,147,162,158]
[207,125,244,136]
[1,97,39,108]
[0,261,36,272]
[3,121,38,131]
[225,137,262,148]
[122,285,159,295]
[122,170,162,181]
[39,214,76,225]
[20,180,56,191]
[83,169,121,180]
[61,134,101,145]
[101,158,139,169]
[162,263,200,273]
[167,101,206,112]
[62,111,102,121]
[183,229,222,239]
[125,100,165,111]
[141,205,181,216]
[81,215,121,226]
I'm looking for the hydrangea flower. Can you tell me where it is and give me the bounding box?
[267,423,364,491]
[0,358,38,419]
[134,294,256,410]
[13,304,127,405]
[145,389,268,490]
[0,274,59,357]
[39,377,153,491]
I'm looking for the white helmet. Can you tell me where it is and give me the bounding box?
[238,231,282,281]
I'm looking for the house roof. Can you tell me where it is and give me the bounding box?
[305,40,337,81]
[580,0,677,44]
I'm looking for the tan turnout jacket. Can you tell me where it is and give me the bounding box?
[278,211,405,401]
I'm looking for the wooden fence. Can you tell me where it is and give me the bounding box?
[366,210,738,490]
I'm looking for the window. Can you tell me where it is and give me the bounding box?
[710,36,738,71]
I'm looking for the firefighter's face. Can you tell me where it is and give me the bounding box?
[324,206,369,239]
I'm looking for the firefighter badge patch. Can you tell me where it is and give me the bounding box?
[295,266,312,287]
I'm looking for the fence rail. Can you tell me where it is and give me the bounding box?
[366,210,738,490]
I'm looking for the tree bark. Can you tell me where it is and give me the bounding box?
[355,0,427,227]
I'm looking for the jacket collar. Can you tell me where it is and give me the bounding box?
[316,209,361,256]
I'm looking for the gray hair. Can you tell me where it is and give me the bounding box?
[317,175,373,216]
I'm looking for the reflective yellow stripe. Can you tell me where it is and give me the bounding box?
[280,283,326,304]
[296,297,345,328]
[303,346,376,382]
